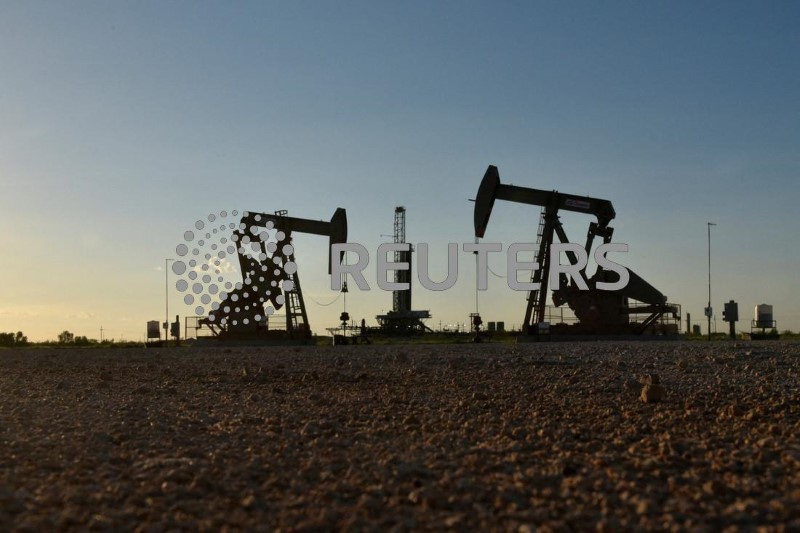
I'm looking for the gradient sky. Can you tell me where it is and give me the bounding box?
[1,1,798,341]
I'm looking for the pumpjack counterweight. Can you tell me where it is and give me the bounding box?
[474,165,680,337]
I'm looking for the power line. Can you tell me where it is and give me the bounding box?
[308,293,342,307]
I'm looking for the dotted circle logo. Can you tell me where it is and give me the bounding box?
[172,210,297,328]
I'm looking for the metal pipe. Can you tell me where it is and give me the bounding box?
[166,258,174,345]
[707,222,715,340]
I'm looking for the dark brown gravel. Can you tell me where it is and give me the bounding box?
[1,341,799,531]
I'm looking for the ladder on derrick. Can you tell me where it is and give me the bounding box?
[283,253,310,339]
[524,207,555,329]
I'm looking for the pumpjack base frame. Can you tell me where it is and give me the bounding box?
[184,315,314,346]
[518,333,685,343]
[191,336,314,347]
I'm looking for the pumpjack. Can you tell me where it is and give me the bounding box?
[474,165,680,337]
[200,208,347,342]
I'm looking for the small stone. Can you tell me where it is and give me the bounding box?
[241,494,256,508]
[444,514,464,527]
[756,437,774,448]
[300,422,321,437]
[641,383,664,403]
[702,480,719,495]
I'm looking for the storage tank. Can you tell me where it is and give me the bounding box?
[755,304,773,328]
[146,320,160,339]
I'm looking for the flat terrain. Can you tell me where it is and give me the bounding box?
[1,341,799,531]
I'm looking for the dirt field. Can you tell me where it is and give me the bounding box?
[1,341,799,531]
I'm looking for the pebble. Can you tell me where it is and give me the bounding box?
[640,374,665,403]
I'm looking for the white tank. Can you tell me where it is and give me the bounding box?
[755,304,773,328]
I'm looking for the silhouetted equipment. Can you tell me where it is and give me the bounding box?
[376,206,432,335]
[146,320,162,347]
[470,312,483,342]
[328,315,372,345]
[170,314,180,342]
[754,303,773,328]
[474,165,680,337]
[751,303,779,340]
[331,311,350,346]
[722,300,738,339]
[198,208,347,343]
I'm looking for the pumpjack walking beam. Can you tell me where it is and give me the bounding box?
[239,208,348,274]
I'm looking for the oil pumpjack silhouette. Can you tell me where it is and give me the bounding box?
[473,165,680,337]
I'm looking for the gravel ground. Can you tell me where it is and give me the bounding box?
[1,341,799,531]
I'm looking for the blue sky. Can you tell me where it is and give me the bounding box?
[1,1,798,340]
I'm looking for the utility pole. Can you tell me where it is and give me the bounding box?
[166,258,174,346]
[706,222,716,341]
[100,325,104,343]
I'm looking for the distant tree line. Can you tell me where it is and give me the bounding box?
[2,330,100,347]
[58,331,95,345]
[0,331,28,347]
